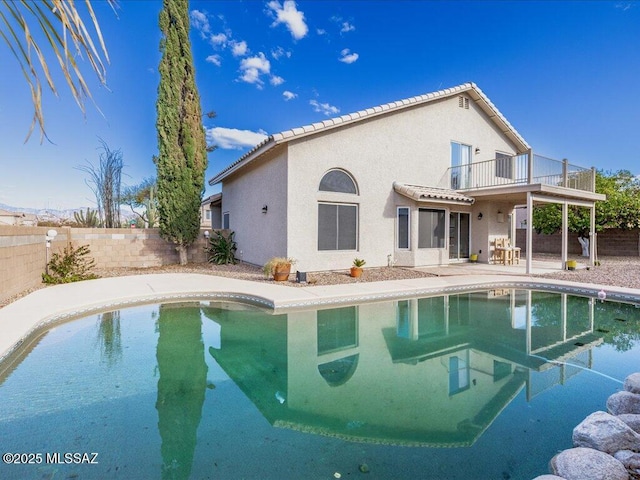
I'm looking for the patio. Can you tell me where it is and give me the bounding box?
[420,255,590,277]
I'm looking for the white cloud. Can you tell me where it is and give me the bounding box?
[310,99,339,116]
[316,28,326,36]
[339,48,359,64]
[239,52,271,87]
[270,75,285,86]
[271,46,291,60]
[340,21,355,33]
[206,127,269,150]
[267,0,308,40]
[190,10,210,36]
[283,91,297,101]
[210,33,228,47]
[206,54,222,66]
[231,40,248,57]
[616,2,633,11]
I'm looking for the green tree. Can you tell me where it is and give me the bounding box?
[121,177,158,228]
[155,0,207,265]
[1,0,114,142]
[532,170,640,254]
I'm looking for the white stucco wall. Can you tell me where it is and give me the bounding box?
[285,94,520,271]
[221,145,289,267]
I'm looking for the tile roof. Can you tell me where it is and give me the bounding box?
[393,182,475,205]
[209,82,530,185]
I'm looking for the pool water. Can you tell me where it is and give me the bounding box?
[0,289,639,479]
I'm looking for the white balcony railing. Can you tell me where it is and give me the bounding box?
[442,153,595,193]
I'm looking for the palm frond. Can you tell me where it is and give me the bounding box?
[0,0,116,142]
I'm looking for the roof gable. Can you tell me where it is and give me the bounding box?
[209,82,530,185]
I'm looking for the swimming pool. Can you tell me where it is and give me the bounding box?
[0,289,638,479]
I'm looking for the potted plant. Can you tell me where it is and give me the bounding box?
[350,258,366,278]
[469,253,478,263]
[263,257,296,281]
[566,259,577,271]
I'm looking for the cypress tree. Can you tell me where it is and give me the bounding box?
[156,0,207,265]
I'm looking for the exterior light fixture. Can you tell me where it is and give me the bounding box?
[45,229,58,246]
[497,211,505,223]
[477,212,483,220]
[475,147,480,154]
[204,230,210,238]
[45,229,58,275]
[262,205,268,214]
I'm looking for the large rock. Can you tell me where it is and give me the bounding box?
[614,450,640,474]
[624,373,640,394]
[550,447,628,480]
[573,411,640,453]
[608,391,640,415]
[618,413,640,434]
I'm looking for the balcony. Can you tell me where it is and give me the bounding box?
[442,153,596,193]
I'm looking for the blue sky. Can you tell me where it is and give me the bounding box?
[1,0,639,210]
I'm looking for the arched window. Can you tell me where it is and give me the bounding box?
[318,169,359,251]
[319,169,358,194]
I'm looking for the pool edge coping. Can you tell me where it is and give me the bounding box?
[1,273,640,366]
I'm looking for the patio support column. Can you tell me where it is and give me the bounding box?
[527,149,534,184]
[526,191,533,274]
[562,201,568,270]
[590,203,596,267]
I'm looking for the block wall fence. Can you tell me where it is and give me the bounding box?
[515,228,640,256]
[0,226,216,305]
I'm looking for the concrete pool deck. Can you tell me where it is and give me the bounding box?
[2,272,640,364]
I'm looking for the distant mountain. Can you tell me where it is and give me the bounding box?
[0,202,135,221]
[0,202,90,219]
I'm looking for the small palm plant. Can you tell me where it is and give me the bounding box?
[350,258,366,278]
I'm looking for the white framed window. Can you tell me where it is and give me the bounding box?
[496,152,513,179]
[451,142,472,189]
[318,203,358,251]
[418,208,445,248]
[222,212,230,229]
[397,207,410,249]
[205,210,212,220]
[318,168,359,251]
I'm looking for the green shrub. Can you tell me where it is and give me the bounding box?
[42,244,99,284]
[205,231,237,265]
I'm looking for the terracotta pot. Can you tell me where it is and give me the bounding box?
[273,264,291,281]
[350,267,363,278]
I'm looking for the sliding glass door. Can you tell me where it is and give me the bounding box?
[449,212,470,260]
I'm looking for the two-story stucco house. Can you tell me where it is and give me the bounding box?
[208,83,605,274]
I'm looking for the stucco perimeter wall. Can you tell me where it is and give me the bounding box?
[515,228,640,256]
[286,94,520,271]
[0,226,211,304]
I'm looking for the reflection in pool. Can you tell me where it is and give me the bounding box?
[0,289,639,479]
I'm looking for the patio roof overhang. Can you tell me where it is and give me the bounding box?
[463,183,606,204]
[394,182,475,206]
